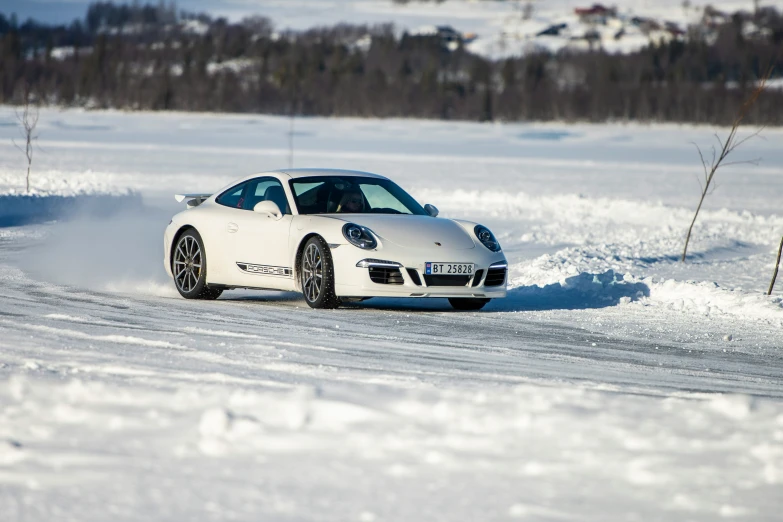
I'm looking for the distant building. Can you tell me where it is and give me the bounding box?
[574,4,617,25]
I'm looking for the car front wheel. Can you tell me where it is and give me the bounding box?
[448,298,490,311]
[172,229,223,300]
[300,236,340,309]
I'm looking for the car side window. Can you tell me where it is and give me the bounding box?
[241,178,291,214]
[216,182,248,209]
[290,182,326,214]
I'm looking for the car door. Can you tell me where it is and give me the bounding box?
[228,177,295,289]
[204,180,251,284]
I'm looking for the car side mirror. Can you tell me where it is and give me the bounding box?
[253,200,283,220]
[424,204,439,217]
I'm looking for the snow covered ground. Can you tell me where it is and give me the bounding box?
[0,107,782,521]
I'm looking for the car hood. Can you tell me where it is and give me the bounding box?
[331,214,476,250]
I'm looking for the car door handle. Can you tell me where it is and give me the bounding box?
[227,222,238,233]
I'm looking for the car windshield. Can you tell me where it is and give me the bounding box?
[289,176,427,216]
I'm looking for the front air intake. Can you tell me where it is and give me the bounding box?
[484,266,506,287]
[369,267,404,285]
[471,269,484,287]
[423,275,470,287]
[406,268,422,286]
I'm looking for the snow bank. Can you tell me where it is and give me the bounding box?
[502,265,783,326]
[0,169,125,196]
[509,246,783,326]
[643,277,783,325]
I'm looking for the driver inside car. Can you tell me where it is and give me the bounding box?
[337,189,365,213]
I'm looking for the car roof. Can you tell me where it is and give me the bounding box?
[228,168,389,185]
[279,168,388,180]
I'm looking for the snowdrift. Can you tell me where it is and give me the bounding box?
[498,270,650,311]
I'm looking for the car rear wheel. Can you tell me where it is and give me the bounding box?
[300,236,340,309]
[448,298,490,311]
[173,229,223,300]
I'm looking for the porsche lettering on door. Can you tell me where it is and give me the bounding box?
[236,262,292,277]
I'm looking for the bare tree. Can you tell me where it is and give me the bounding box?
[681,72,770,262]
[13,94,40,193]
[768,236,783,295]
[288,113,295,169]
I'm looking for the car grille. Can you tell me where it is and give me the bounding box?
[484,267,506,287]
[423,274,470,287]
[369,267,404,285]
[406,268,422,286]
[471,269,484,287]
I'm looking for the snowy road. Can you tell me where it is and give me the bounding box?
[3,247,782,398]
[1,109,782,520]
[2,238,783,521]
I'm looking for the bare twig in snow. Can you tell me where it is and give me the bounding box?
[768,236,783,295]
[681,69,771,262]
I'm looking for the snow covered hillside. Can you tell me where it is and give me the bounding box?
[0,107,782,521]
[8,0,783,58]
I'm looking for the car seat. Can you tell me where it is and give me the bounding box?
[243,188,265,210]
[326,188,344,213]
[263,185,290,214]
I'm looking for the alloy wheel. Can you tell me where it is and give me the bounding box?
[302,243,323,302]
[174,235,202,293]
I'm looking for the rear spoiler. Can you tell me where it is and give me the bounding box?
[175,193,212,208]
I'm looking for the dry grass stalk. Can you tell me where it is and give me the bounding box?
[13,93,40,193]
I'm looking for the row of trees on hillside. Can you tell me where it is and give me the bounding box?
[1,3,782,124]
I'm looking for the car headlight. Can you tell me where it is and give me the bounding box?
[474,225,501,252]
[342,223,377,249]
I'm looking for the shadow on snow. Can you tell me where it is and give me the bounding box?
[328,270,650,313]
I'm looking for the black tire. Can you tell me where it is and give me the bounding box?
[172,229,223,300]
[300,236,340,309]
[448,298,490,311]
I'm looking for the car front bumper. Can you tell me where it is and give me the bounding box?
[331,244,507,299]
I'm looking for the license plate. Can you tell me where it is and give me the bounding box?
[425,262,474,275]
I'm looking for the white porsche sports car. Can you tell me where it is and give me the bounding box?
[163,169,507,310]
